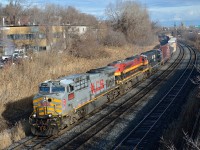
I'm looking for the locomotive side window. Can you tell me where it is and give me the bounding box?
[81,80,85,88]
[69,84,74,92]
[52,86,65,92]
[75,78,88,90]
[142,57,144,61]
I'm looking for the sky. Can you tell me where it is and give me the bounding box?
[1,0,200,27]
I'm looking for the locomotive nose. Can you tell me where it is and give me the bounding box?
[33,96,62,116]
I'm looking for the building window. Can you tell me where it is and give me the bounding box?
[39,46,46,51]
[38,34,45,39]
[26,34,35,40]
[7,34,36,40]
[14,34,20,40]
[7,34,14,40]
[53,32,61,38]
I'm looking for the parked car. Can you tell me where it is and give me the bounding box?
[0,59,5,69]
[1,55,12,61]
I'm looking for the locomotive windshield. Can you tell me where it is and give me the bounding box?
[39,81,65,93]
[39,86,50,93]
[39,86,65,93]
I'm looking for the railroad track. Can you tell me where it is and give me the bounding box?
[9,43,187,150]
[113,43,197,149]
[7,118,81,150]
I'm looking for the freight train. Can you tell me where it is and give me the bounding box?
[29,36,177,136]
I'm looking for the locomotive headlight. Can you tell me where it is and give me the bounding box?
[48,114,52,118]
[33,114,36,118]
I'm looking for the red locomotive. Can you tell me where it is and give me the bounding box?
[108,55,148,81]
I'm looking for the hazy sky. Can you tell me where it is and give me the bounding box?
[1,0,200,27]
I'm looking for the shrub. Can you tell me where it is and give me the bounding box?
[101,30,127,47]
[67,32,110,58]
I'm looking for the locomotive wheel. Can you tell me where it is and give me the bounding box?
[72,117,78,124]
[69,116,78,125]
[77,109,86,119]
[107,92,114,101]
[114,88,120,98]
[128,81,132,89]
[125,82,129,91]
[61,117,69,129]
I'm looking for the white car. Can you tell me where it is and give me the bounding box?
[0,60,4,68]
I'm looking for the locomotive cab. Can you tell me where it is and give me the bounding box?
[33,81,66,116]
[29,80,68,135]
[141,55,148,65]
[29,74,90,136]
[157,49,163,62]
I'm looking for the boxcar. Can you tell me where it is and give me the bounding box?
[168,37,177,53]
[160,43,171,63]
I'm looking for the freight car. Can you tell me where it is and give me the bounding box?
[168,37,177,53]
[29,42,175,136]
[158,34,172,63]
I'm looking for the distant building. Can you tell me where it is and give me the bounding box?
[68,25,88,35]
[1,25,89,51]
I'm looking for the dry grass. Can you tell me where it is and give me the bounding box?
[0,43,158,149]
[0,129,12,149]
[0,121,28,149]
[0,120,30,149]
[11,121,26,142]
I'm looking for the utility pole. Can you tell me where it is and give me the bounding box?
[173,22,177,37]
[2,17,5,55]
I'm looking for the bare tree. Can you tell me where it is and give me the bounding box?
[105,0,154,44]
[58,6,98,26]
[24,6,42,25]
[0,3,4,25]
[3,0,32,25]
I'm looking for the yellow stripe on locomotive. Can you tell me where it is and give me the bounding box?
[123,63,144,74]
[33,97,62,116]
